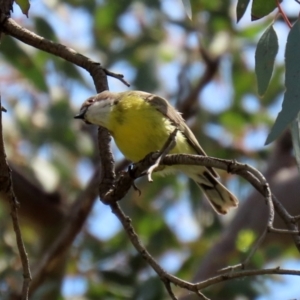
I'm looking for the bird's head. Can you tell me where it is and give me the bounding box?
[74,90,117,126]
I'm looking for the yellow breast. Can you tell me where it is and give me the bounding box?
[106,93,195,162]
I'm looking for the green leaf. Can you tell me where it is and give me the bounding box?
[251,0,281,21]
[265,18,300,145]
[291,112,300,173]
[182,0,192,20]
[236,0,251,23]
[255,25,278,97]
[15,0,30,17]
[0,36,48,92]
[34,17,58,41]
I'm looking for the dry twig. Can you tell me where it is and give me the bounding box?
[0,98,31,300]
[0,15,129,92]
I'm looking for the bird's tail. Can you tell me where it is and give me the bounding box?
[186,168,238,214]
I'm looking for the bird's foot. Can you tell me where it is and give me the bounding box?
[127,165,142,196]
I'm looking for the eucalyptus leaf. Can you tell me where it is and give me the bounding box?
[236,0,251,23]
[291,112,300,173]
[251,0,281,21]
[255,25,278,97]
[265,18,300,145]
[15,0,30,16]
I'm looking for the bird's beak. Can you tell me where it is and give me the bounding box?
[74,108,92,124]
[74,110,86,120]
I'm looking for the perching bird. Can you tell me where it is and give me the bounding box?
[75,90,238,214]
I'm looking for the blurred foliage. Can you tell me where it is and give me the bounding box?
[0,0,298,300]
[266,18,300,145]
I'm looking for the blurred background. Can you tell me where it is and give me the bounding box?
[0,0,300,299]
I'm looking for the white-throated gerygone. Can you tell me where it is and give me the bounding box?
[75,90,238,214]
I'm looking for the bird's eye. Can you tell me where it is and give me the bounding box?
[87,98,95,104]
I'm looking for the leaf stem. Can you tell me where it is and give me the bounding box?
[276,0,292,28]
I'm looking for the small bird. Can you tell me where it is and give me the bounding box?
[75,90,238,214]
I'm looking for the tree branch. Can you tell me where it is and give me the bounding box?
[97,145,300,298]
[0,15,130,92]
[0,98,31,300]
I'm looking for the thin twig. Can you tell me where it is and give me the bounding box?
[0,97,31,299]
[218,264,243,273]
[276,0,292,28]
[218,229,268,273]
[196,267,300,290]
[196,290,211,300]
[163,280,178,300]
[272,194,300,251]
[268,228,299,234]
[9,192,31,300]
[147,128,178,181]
[103,68,130,87]
[0,16,129,91]
[109,202,200,294]
[242,229,267,267]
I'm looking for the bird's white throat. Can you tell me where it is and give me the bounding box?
[85,98,114,127]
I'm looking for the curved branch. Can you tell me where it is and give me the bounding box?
[96,144,300,298]
[0,15,130,91]
[0,98,31,300]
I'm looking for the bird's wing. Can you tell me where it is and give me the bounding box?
[143,93,218,178]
